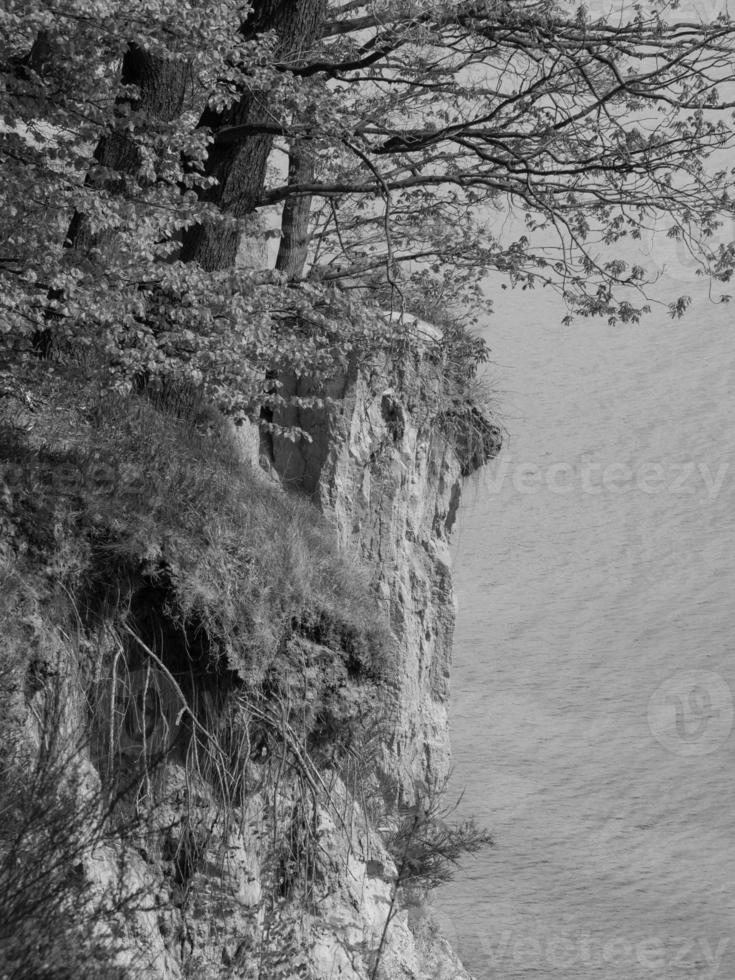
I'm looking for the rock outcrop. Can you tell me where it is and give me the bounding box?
[0,324,500,980]
[270,333,498,799]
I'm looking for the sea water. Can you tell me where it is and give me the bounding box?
[435,236,735,980]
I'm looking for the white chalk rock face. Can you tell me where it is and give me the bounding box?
[270,343,477,799]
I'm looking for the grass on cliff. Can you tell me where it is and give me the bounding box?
[1,370,392,682]
[0,366,396,837]
[0,648,136,980]
[0,367,399,974]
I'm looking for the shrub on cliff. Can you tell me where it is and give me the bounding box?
[0,619,136,980]
[370,784,493,980]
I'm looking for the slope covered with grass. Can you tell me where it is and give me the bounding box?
[0,368,397,977]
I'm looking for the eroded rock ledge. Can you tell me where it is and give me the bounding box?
[270,338,501,801]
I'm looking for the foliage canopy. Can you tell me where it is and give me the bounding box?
[2,0,735,408]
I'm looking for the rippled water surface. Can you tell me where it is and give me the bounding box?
[435,245,735,980]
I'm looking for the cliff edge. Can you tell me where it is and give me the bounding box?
[0,316,500,980]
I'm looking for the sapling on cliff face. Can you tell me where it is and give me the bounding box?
[370,784,493,980]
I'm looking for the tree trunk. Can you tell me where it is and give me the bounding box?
[275,140,314,279]
[33,45,190,356]
[181,0,327,272]
[67,45,191,253]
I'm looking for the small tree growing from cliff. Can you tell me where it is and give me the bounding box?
[370,785,493,980]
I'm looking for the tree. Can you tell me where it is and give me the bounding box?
[180,0,329,272]
[370,786,493,980]
[272,0,735,321]
[2,0,735,410]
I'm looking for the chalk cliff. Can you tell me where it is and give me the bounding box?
[0,324,500,980]
[270,341,493,799]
